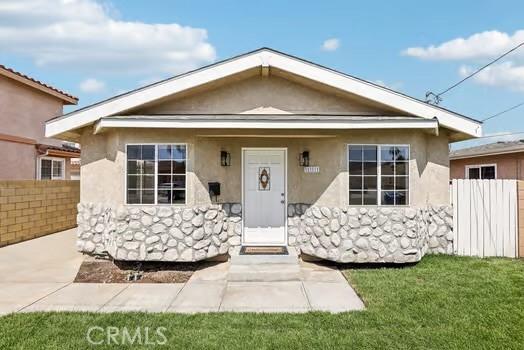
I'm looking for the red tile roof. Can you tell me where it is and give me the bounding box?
[0,64,78,104]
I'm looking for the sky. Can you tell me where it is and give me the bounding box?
[1,0,524,149]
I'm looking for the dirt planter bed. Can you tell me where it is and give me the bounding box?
[73,258,207,283]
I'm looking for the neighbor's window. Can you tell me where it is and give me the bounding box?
[39,158,64,180]
[348,145,409,206]
[126,144,187,205]
[466,164,496,179]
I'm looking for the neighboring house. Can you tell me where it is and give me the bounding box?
[0,65,79,180]
[450,140,524,180]
[45,48,481,264]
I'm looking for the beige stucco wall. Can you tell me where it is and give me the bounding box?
[79,72,450,207]
[79,128,450,208]
[131,74,400,116]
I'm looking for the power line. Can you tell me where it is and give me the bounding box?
[482,101,524,122]
[469,131,524,140]
[426,41,524,104]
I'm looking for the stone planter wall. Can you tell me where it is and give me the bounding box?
[76,203,241,262]
[292,205,453,263]
[77,202,452,263]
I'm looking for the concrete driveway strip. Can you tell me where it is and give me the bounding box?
[100,283,185,313]
[0,282,69,315]
[302,281,365,312]
[0,229,83,283]
[220,281,310,313]
[167,281,226,313]
[21,283,129,312]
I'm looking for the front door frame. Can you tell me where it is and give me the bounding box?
[241,147,288,246]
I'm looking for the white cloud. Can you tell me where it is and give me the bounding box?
[402,30,524,61]
[459,61,524,92]
[0,0,216,75]
[403,29,524,93]
[79,78,105,93]
[322,38,340,51]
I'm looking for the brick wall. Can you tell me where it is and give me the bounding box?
[518,181,524,258]
[0,180,79,247]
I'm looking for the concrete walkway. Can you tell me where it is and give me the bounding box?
[0,230,364,315]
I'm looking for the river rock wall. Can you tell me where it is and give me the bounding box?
[76,202,452,263]
[76,203,241,262]
[290,205,453,263]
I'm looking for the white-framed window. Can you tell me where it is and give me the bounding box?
[126,144,187,205]
[465,164,497,179]
[39,157,65,180]
[348,144,410,206]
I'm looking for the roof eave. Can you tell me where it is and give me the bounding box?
[450,147,524,160]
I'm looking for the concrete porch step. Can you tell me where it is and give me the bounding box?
[230,253,298,266]
[227,264,301,282]
[230,246,299,265]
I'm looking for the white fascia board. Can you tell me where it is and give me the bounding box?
[94,117,439,134]
[267,52,482,137]
[45,55,263,137]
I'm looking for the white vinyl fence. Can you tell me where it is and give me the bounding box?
[451,179,518,258]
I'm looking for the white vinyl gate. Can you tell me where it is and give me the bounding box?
[451,179,518,258]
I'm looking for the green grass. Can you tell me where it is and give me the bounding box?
[1,256,523,349]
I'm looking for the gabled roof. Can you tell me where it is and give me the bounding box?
[450,140,524,159]
[0,64,78,104]
[45,48,482,139]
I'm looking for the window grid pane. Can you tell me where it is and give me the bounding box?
[468,167,480,179]
[52,160,62,179]
[127,144,187,205]
[348,145,378,205]
[481,166,495,179]
[156,145,187,204]
[349,145,409,206]
[380,146,409,206]
[126,144,186,205]
[41,159,52,180]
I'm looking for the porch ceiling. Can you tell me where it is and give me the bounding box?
[93,114,439,135]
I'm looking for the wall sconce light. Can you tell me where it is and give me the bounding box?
[299,151,310,167]
[220,151,231,166]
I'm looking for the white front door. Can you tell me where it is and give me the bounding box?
[242,149,287,245]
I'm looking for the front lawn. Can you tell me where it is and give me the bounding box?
[1,255,522,349]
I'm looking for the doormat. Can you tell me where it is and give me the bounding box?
[240,246,288,255]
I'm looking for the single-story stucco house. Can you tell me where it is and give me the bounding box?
[45,48,482,263]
